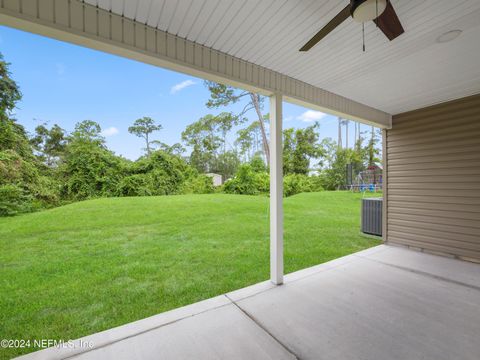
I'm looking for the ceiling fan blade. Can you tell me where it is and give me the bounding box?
[299,5,351,51]
[373,1,404,41]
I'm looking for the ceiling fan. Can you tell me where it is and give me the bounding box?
[299,0,404,51]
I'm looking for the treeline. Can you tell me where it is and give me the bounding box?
[0,54,380,216]
[0,55,215,216]
[1,116,215,216]
[183,82,381,197]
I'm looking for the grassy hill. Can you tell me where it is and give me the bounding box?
[0,191,380,358]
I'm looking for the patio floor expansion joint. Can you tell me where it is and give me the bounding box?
[62,301,233,360]
[224,294,301,360]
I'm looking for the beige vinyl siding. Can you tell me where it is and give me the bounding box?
[386,94,480,262]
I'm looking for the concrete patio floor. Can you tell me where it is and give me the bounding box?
[20,245,480,360]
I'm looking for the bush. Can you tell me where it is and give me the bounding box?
[122,151,214,196]
[116,174,152,197]
[31,175,61,208]
[283,174,323,197]
[224,165,324,197]
[0,184,31,216]
[250,155,267,173]
[222,159,269,195]
[0,149,39,186]
[181,175,215,194]
[224,164,261,195]
[308,175,325,193]
[61,142,125,200]
[0,150,60,215]
[133,151,193,196]
[251,171,268,193]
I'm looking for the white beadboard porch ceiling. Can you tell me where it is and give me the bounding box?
[84,0,480,115]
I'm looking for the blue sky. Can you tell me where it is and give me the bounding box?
[0,25,373,160]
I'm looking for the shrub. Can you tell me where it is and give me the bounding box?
[223,167,268,195]
[283,174,323,197]
[223,164,260,195]
[284,174,309,197]
[224,164,324,197]
[181,175,215,194]
[116,174,152,197]
[253,171,269,193]
[250,155,267,173]
[0,150,60,215]
[308,175,325,193]
[0,184,31,216]
[133,151,192,196]
[0,149,39,186]
[32,175,61,208]
[121,150,215,196]
[61,141,125,200]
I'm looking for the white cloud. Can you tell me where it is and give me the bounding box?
[101,126,119,137]
[170,79,196,94]
[55,62,66,76]
[296,110,327,123]
[284,116,294,122]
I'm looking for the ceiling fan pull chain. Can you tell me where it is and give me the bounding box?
[376,0,378,27]
[362,22,366,52]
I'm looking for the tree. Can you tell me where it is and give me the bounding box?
[30,123,67,166]
[235,116,268,162]
[0,53,29,157]
[0,117,32,158]
[213,112,238,154]
[235,126,255,162]
[0,54,21,114]
[318,129,383,190]
[61,120,123,200]
[204,81,269,164]
[216,150,240,180]
[0,53,60,214]
[283,122,323,175]
[345,119,349,149]
[337,117,342,149]
[250,154,267,173]
[365,126,381,166]
[320,142,364,190]
[354,121,361,149]
[128,117,162,156]
[181,113,241,179]
[182,114,222,173]
[0,52,219,215]
[150,141,185,156]
[71,120,104,144]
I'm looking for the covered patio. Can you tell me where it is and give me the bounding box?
[2,0,479,359]
[19,245,480,359]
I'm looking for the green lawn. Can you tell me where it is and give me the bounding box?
[0,191,381,358]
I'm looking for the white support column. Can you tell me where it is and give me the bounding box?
[269,93,283,285]
[382,129,388,243]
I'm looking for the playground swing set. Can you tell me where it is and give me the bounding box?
[346,163,383,192]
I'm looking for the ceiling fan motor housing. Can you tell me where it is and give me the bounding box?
[299,0,403,51]
[350,0,387,22]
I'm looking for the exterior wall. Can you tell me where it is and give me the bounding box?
[385,94,480,262]
[0,0,391,128]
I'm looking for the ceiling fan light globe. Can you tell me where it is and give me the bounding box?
[351,0,387,23]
